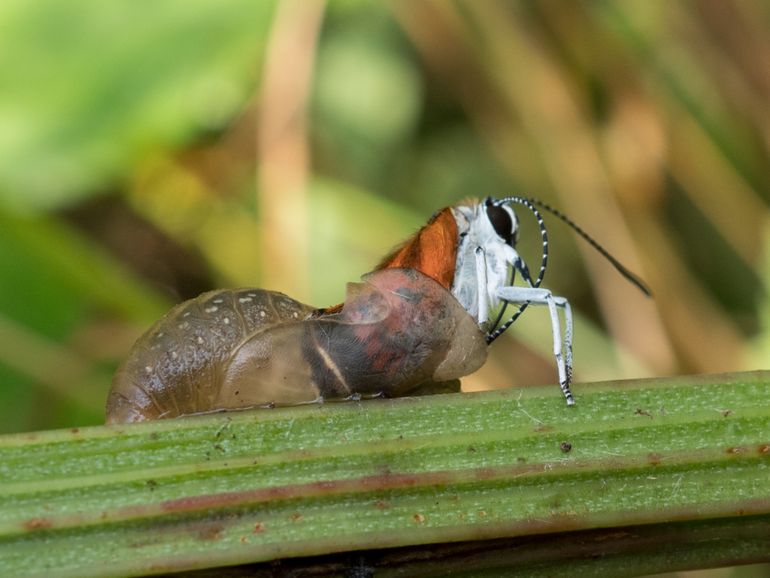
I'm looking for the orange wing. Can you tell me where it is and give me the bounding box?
[376,207,459,290]
[316,207,460,317]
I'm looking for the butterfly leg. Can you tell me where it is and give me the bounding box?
[495,286,575,405]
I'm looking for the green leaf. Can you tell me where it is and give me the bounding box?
[0,0,277,211]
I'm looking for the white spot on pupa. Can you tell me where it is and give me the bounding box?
[259,310,266,317]
[177,322,189,330]
[248,293,257,298]
[144,366,153,374]
[197,336,204,344]
[223,317,230,324]
[156,332,164,339]
[239,297,253,303]
[213,298,224,304]
[205,306,218,313]
[170,351,178,360]
[182,312,191,318]
[292,312,299,318]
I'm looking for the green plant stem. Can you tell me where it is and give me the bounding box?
[168,515,770,578]
[1,372,769,577]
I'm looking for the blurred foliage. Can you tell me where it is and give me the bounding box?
[1,1,769,574]
[0,0,768,442]
[0,0,275,211]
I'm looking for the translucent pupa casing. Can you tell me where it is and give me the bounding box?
[106,269,487,423]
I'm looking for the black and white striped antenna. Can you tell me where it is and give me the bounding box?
[486,196,650,344]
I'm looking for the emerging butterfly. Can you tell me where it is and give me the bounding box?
[106,197,650,423]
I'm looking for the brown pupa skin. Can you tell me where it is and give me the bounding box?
[106,269,487,423]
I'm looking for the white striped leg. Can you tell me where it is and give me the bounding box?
[560,295,573,386]
[496,286,575,406]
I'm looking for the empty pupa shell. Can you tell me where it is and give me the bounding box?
[106,268,487,423]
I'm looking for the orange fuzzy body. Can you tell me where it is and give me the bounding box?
[376,207,458,291]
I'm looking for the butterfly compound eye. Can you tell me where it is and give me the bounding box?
[485,203,515,246]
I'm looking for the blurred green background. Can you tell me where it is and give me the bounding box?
[1,0,769,439]
[1,2,769,575]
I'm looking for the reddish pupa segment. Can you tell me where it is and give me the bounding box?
[106,197,649,423]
